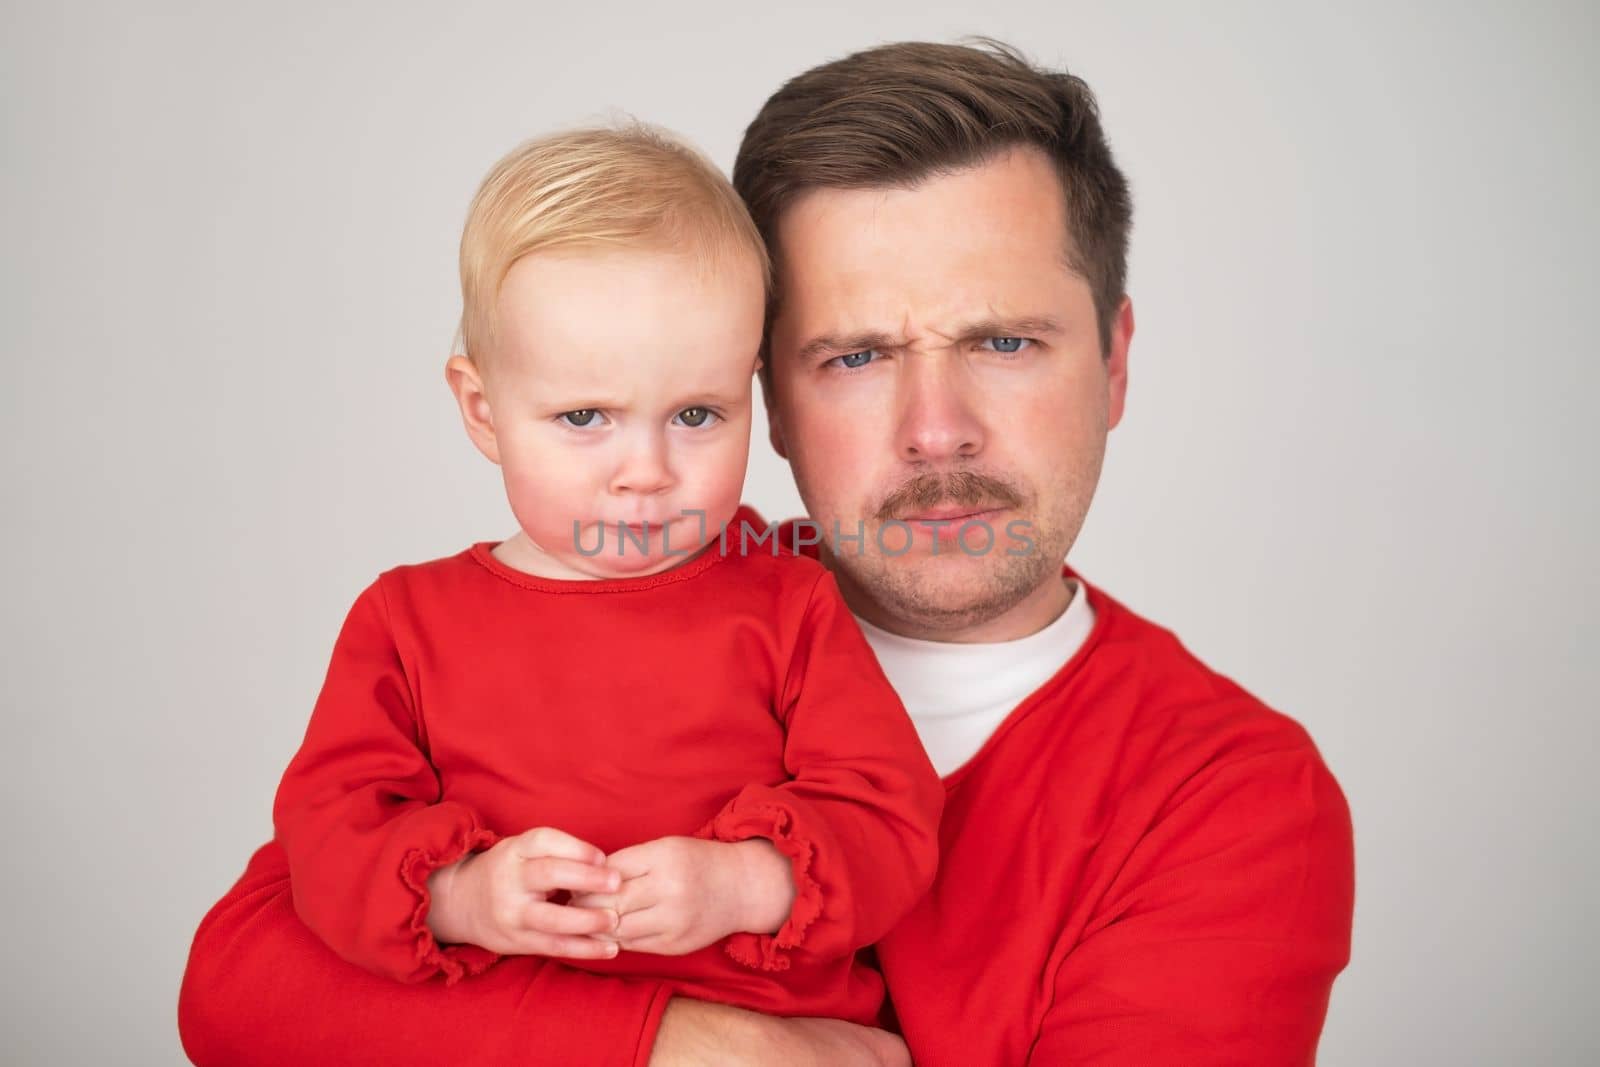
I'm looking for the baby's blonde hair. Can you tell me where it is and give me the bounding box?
[457,124,771,362]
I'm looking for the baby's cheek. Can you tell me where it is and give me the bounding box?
[503,462,583,535]
[692,448,750,525]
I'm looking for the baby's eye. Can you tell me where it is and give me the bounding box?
[984,337,1031,355]
[674,407,720,428]
[827,350,881,370]
[558,409,604,428]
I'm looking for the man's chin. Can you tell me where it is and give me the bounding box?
[839,547,1052,633]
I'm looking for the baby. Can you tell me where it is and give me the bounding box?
[271,126,943,1025]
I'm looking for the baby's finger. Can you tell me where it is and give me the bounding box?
[614,932,680,956]
[602,838,667,880]
[522,900,618,937]
[613,904,665,943]
[509,826,607,866]
[521,856,622,896]
[516,931,621,960]
[572,871,653,915]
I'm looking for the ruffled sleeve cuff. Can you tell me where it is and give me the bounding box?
[695,802,824,972]
[399,822,503,985]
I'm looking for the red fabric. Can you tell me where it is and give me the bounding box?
[180,506,1352,1065]
[266,504,941,1015]
[768,526,1355,1065]
[178,841,673,1067]
[880,580,1353,1066]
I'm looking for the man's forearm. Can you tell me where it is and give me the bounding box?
[648,1000,760,1066]
[180,842,901,1067]
[179,842,668,1067]
[649,998,909,1067]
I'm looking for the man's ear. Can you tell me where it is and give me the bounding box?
[756,359,790,460]
[444,354,502,465]
[767,406,790,460]
[1105,296,1133,431]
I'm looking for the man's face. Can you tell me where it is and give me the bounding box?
[766,146,1132,638]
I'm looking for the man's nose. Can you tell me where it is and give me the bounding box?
[896,355,984,463]
[609,430,675,496]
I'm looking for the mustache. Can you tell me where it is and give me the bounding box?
[875,471,1024,520]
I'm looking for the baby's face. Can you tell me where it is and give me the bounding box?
[477,247,765,579]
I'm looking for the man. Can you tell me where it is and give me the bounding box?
[180,40,1353,1066]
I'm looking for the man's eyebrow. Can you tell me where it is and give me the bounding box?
[953,316,1067,339]
[795,332,900,362]
[794,317,1067,361]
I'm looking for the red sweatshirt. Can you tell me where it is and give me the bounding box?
[180,508,1353,1066]
[268,508,942,1023]
[869,576,1353,1064]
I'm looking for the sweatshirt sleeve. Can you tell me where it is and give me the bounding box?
[271,577,502,985]
[695,569,944,972]
[1026,746,1355,1065]
[178,840,671,1067]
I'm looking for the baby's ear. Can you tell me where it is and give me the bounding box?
[444,354,502,466]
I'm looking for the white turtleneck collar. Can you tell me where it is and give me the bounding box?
[854,577,1096,778]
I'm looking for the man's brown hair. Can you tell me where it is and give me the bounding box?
[733,38,1132,366]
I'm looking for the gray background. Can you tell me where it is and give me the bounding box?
[4,1,1596,1063]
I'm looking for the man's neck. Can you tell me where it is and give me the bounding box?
[852,572,1096,777]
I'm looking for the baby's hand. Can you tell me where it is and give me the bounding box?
[427,826,622,960]
[572,836,796,957]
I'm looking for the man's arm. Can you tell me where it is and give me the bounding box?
[179,841,906,1067]
[1027,747,1355,1064]
[178,841,670,1067]
[649,999,910,1067]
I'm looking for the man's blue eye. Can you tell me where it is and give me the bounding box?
[560,409,599,427]
[836,350,878,369]
[987,337,1029,354]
